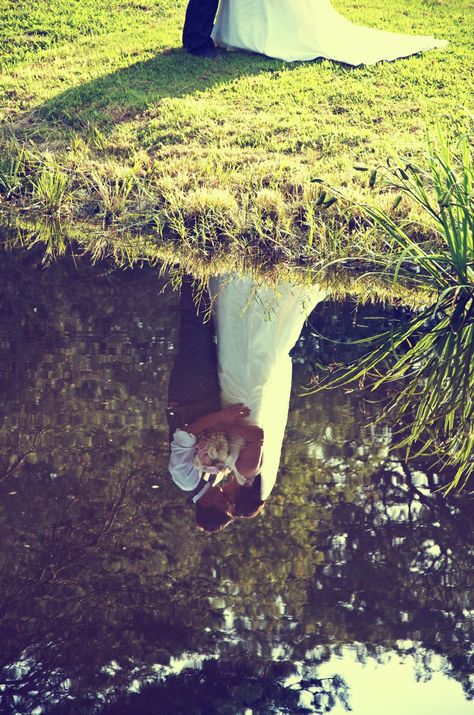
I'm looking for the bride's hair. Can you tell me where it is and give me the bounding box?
[232,475,264,519]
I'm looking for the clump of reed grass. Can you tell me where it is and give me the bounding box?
[0,147,26,199]
[313,127,474,491]
[32,164,71,216]
[83,164,139,224]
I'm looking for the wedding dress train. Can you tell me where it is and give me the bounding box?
[212,0,447,65]
[208,275,326,500]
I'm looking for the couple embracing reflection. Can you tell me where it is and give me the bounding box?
[168,273,326,532]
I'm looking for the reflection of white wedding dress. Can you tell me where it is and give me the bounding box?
[212,0,447,65]
[208,275,326,500]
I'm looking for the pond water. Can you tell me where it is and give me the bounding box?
[0,250,472,715]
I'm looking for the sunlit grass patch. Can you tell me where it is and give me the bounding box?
[0,0,472,292]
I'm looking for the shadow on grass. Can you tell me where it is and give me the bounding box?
[33,46,289,132]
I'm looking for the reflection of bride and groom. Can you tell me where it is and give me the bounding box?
[183,0,447,64]
[170,3,447,531]
[168,276,326,532]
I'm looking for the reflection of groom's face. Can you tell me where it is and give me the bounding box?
[200,485,232,514]
[221,478,240,507]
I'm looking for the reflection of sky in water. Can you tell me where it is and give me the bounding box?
[0,252,472,714]
[22,648,474,715]
[89,643,474,715]
[315,649,473,715]
[72,640,473,715]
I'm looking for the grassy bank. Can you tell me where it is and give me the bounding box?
[0,0,473,295]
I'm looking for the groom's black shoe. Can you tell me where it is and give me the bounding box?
[187,45,219,59]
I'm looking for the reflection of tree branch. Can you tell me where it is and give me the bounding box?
[374,459,449,515]
[40,463,144,585]
[88,469,136,544]
[84,658,351,715]
[399,461,449,512]
[0,459,146,619]
[0,426,51,483]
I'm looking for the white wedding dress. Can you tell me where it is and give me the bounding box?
[212,0,447,65]
[208,275,326,500]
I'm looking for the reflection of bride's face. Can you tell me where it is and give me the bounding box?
[222,477,255,503]
[222,476,264,519]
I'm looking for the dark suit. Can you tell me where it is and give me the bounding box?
[183,0,219,54]
[167,277,221,442]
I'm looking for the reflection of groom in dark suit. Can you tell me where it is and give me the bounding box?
[183,0,219,57]
[167,277,234,533]
[167,276,220,441]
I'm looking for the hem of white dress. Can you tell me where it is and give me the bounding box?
[211,37,449,66]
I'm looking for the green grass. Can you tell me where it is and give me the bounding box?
[0,0,160,68]
[0,0,473,296]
